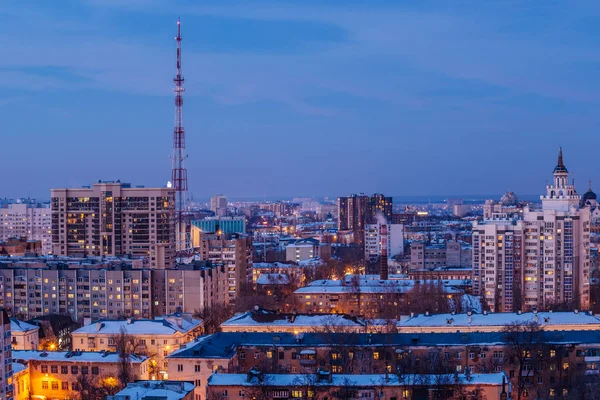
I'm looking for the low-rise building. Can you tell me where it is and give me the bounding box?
[285,238,331,262]
[11,362,28,400]
[12,350,149,399]
[207,370,510,400]
[107,380,195,400]
[10,319,39,350]
[71,313,203,379]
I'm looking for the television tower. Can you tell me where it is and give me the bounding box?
[172,19,190,252]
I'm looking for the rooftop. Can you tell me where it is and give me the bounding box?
[167,330,600,360]
[256,274,290,285]
[10,318,39,333]
[399,310,600,331]
[13,350,146,363]
[72,314,202,336]
[221,310,365,330]
[108,381,195,400]
[208,372,508,387]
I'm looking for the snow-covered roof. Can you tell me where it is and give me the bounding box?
[73,314,202,336]
[295,277,463,295]
[256,274,290,285]
[208,372,507,387]
[12,362,26,375]
[221,312,365,330]
[12,350,146,364]
[399,311,600,332]
[108,381,195,400]
[10,318,39,333]
[253,262,296,269]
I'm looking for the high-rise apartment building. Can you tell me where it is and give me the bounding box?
[0,202,52,254]
[338,193,392,244]
[364,223,404,262]
[210,194,228,217]
[197,232,252,304]
[51,181,175,268]
[473,149,591,312]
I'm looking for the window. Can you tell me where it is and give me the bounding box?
[403,390,410,398]
[292,390,303,398]
[92,367,99,375]
[62,382,69,390]
[71,366,79,374]
[52,381,59,390]
[563,362,569,370]
[266,351,273,359]
[42,381,49,390]
[195,365,201,372]
[240,352,246,360]
[82,366,89,375]
[61,366,68,374]
[41,365,48,373]
[239,390,245,398]
[51,365,58,373]
[178,364,183,372]
[373,352,380,360]
[222,389,228,397]
[469,352,475,359]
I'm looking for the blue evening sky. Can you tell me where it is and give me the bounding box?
[1,1,600,200]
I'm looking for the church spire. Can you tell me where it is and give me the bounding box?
[553,147,568,173]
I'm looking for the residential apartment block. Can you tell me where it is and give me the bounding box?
[0,263,227,322]
[473,149,591,312]
[51,181,175,268]
[364,223,404,262]
[410,240,472,269]
[197,232,252,304]
[0,202,52,255]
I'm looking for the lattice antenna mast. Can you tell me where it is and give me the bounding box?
[172,18,189,250]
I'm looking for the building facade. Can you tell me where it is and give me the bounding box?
[337,194,393,245]
[364,223,404,262]
[0,203,52,254]
[197,233,252,304]
[0,264,227,322]
[472,149,591,312]
[192,217,246,234]
[210,195,227,217]
[51,181,175,269]
[0,309,13,400]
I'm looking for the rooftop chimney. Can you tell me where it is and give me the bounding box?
[379,223,388,280]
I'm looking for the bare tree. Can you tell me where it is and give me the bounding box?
[330,377,358,400]
[503,320,547,400]
[193,303,235,334]
[113,326,139,388]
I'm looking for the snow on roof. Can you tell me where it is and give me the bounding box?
[221,312,365,329]
[12,350,146,364]
[296,277,463,294]
[73,315,202,336]
[208,372,507,387]
[10,318,39,333]
[253,262,295,269]
[256,274,290,285]
[12,362,26,375]
[109,381,195,400]
[400,311,600,331]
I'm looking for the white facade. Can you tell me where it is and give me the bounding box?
[473,149,591,312]
[10,319,39,351]
[364,223,404,262]
[0,204,51,254]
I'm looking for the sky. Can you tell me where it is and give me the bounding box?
[2,1,600,200]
